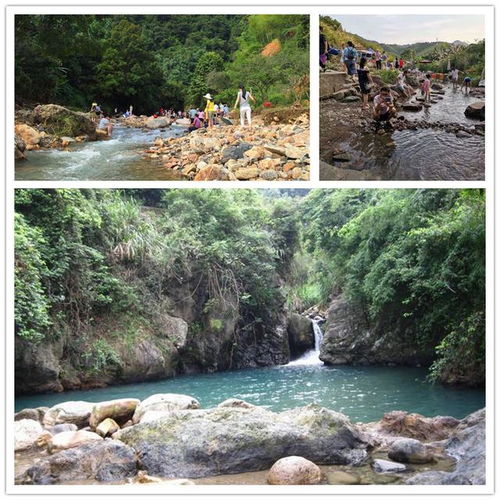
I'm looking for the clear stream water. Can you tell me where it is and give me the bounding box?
[15,322,484,423]
[321,84,485,180]
[15,125,186,181]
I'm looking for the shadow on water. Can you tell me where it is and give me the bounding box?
[15,125,187,181]
[320,85,485,180]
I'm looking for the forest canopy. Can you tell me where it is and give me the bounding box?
[15,189,485,386]
[15,14,309,113]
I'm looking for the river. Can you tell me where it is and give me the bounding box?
[320,84,485,180]
[16,363,484,423]
[15,125,187,181]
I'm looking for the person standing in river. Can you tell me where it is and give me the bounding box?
[357,57,373,111]
[234,84,255,127]
[451,67,460,90]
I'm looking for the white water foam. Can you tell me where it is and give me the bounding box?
[287,320,324,366]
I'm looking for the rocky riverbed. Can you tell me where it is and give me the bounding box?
[142,114,310,181]
[14,394,485,486]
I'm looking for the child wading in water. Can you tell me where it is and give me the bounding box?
[357,57,373,111]
[462,76,472,95]
[420,74,431,102]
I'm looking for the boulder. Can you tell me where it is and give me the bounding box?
[132,393,200,424]
[267,456,322,485]
[373,411,460,441]
[32,104,96,138]
[222,142,252,161]
[372,459,406,473]
[15,124,41,149]
[431,83,443,90]
[48,430,103,453]
[464,101,485,120]
[189,135,222,151]
[193,164,230,181]
[235,167,261,180]
[388,438,434,464]
[89,398,139,429]
[19,440,137,485]
[175,118,191,127]
[287,313,314,357]
[43,401,95,428]
[47,423,78,435]
[260,170,278,181]
[96,418,120,437]
[15,419,44,451]
[145,117,171,129]
[244,146,269,161]
[15,407,47,423]
[217,398,257,409]
[285,144,306,159]
[116,404,368,478]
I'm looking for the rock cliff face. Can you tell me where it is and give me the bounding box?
[319,296,434,367]
[15,279,294,395]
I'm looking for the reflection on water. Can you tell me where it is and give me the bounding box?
[15,364,484,423]
[15,125,186,181]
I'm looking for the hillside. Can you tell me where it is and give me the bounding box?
[320,16,384,52]
[379,41,454,57]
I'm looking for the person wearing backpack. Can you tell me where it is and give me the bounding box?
[234,84,256,127]
[343,41,358,79]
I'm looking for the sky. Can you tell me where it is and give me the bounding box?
[330,15,484,44]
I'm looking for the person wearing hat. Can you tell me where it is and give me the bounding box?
[203,93,215,128]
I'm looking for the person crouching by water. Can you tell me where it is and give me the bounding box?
[357,57,373,111]
[373,87,397,124]
[203,93,215,128]
[98,115,113,136]
[234,84,255,127]
[461,76,472,95]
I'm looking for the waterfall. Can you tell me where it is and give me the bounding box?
[287,319,324,366]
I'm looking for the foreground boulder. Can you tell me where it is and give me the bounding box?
[15,419,44,451]
[15,124,41,150]
[369,411,460,442]
[48,430,103,453]
[89,398,139,429]
[267,456,321,485]
[132,393,200,424]
[464,101,485,120]
[116,403,368,478]
[33,104,96,138]
[43,401,95,428]
[406,408,485,485]
[18,440,137,485]
[15,407,48,423]
[96,418,120,437]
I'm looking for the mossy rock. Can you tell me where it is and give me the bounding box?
[33,104,96,139]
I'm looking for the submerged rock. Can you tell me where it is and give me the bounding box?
[19,440,137,485]
[372,459,406,473]
[388,438,435,464]
[115,404,368,478]
[267,456,322,485]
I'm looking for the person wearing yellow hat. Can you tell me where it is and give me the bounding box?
[204,93,215,128]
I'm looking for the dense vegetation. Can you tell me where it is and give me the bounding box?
[15,14,309,113]
[15,189,485,386]
[321,16,485,83]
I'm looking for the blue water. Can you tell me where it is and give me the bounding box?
[15,364,485,423]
